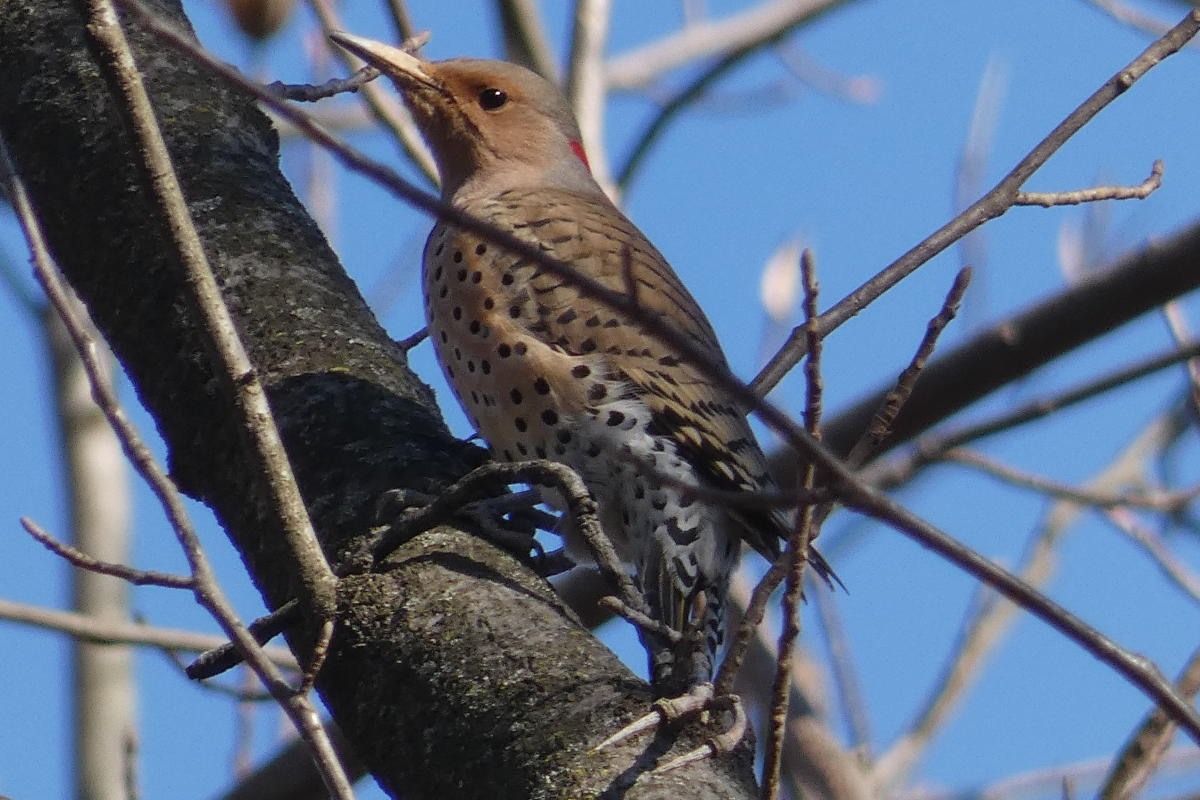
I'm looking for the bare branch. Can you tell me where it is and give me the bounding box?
[265,66,380,102]
[1014,160,1163,207]
[21,517,191,589]
[762,250,822,799]
[565,0,615,193]
[1100,644,1200,800]
[606,0,852,91]
[495,0,560,82]
[863,339,1200,490]
[939,448,1200,512]
[754,14,1200,394]
[1103,508,1200,605]
[872,407,1194,791]
[21,3,347,794]
[845,268,971,465]
[0,597,297,669]
[305,0,438,183]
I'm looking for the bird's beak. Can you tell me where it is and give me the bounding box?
[328,31,437,89]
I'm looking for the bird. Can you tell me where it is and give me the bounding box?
[330,30,834,753]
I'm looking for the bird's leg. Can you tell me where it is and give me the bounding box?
[591,589,751,771]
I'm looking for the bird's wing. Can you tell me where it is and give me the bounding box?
[472,188,800,563]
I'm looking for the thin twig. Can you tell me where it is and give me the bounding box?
[606,0,851,91]
[597,596,681,644]
[495,0,561,82]
[715,558,787,697]
[762,250,822,800]
[1099,644,1200,800]
[847,268,971,466]
[565,0,614,194]
[46,5,350,796]
[939,448,1200,512]
[186,600,299,680]
[86,0,337,631]
[20,517,192,589]
[865,340,1200,490]
[872,407,1193,791]
[394,326,428,351]
[1014,160,1163,206]
[265,66,381,102]
[1162,301,1200,417]
[753,15,1200,396]
[383,0,416,43]
[0,597,297,669]
[305,0,437,184]
[1103,509,1200,605]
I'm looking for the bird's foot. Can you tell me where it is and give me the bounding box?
[369,484,550,566]
[591,683,747,773]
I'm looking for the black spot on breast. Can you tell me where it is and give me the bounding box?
[439,330,448,343]
[466,360,475,373]
[585,315,601,327]
[483,297,494,310]
[501,273,514,285]
[453,307,462,320]
[456,269,467,282]
[433,266,443,281]
[557,429,572,444]
[470,390,479,404]
[453,347,462,361]
[439,286,448,298]
[471,272,482,283]
[667,520,698,546]
[514,342,528,356]
[509,305,521,318]
[580,338,597,353]
[557,309,577,324]
[535,446,547,458]
[497,343,511,358]
[586,442,601,458]
[434,243,444,256]
[588,384,607,402]
[606,411,625,426]
[658,355,681,367]
[475,243,487,255]
[453,251,464,264]
[604,319,620,328]
[533,377,550,395]
[469,321,480,334]
[481,360,491,374]
[514,417,527,432]
[511,388,523,404]
[571,364,591,378]
[502,448,513,460]
[541,409,558,425]
[517,443,528,455]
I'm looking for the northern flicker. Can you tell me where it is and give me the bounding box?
[330,32,832,707]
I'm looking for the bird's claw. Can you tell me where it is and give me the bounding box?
[592,683,748,771]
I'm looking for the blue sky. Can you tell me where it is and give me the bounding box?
[3,1,1200,797]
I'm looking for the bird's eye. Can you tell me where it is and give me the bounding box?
[478,88,508,110]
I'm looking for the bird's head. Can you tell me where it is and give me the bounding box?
[330,32,597,203]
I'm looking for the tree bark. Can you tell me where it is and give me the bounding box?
[0,1,757,796]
